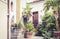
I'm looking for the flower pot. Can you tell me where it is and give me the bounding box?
[24,31,32,38]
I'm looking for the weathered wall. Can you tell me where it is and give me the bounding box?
[0,0,7,39]
[20,0,44,23]
[29,1,44,23]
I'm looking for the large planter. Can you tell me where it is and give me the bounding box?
[24,31,32,38]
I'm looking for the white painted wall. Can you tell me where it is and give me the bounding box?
[0,1,7,39]
[29,1,44,24]
[20,0,35,20]
[20,0,44,24]
[10,0,16,24]
[9,0,16,39]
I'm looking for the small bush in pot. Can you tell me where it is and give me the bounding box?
[26,21,34,32]
[24,21,34,38]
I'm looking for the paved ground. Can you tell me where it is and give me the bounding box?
[11,29,54,39]
[11,29,19,39]
[11,29,43,39]
[17,30,43,39]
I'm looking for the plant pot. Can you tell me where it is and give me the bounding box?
[24,31,32,38]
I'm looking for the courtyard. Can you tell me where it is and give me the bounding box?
[0,0,60,39]
[10,0,60,39]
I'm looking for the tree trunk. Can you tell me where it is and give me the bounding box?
[53,8,59,30]
[58,1,60,30]
[55,19,59,30]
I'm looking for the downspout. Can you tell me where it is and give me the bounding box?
[7,0,9,39]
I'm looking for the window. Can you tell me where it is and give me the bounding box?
[11,1,13,11]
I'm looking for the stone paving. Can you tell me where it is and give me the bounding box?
[11,29,54,39]
[11,29,43,39]
[11,29,19,39]
[17,30,43,39]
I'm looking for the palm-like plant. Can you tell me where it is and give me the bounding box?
[44,0,58,12]
[22,3,32,16]
[22,3,32,22]
[44,0,59,30]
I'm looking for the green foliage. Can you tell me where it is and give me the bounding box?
[22,3,32,21]
[44,0,58,12]
[44,0,60,31]
[25,3,32,12]
[22,3,33,32]
[37,12,56,39]
[11,23,18,27]
[25,21,34,32]
[22,3,32,15]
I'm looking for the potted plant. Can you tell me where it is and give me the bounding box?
[24,21,34,38]
[22,3,33,38]
[37,12,56,39]
[44,0,59,30]
[11,23,18,32]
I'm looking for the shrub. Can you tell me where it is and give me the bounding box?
[25,21,34,32]
[37,12,56,39]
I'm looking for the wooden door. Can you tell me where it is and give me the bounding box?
[33,11,38,28]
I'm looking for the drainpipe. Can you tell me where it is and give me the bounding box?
[7,0,9,39]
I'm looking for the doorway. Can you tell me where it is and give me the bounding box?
[33,11,38,28]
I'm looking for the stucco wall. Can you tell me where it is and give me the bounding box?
[10,0,16,24]
[0,1,7,39]
[20,0,44,24]
[29,1,44,24]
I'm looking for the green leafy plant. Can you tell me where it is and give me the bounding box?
[37,12,56,39]
[22,3,32,22]
[11,23,17,27]
[25,21,34,32]
[22,3,32,16]
[44,0,58,12]
[44,0,60,30]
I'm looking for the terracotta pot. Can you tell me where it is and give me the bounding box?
[24,32,32,38]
